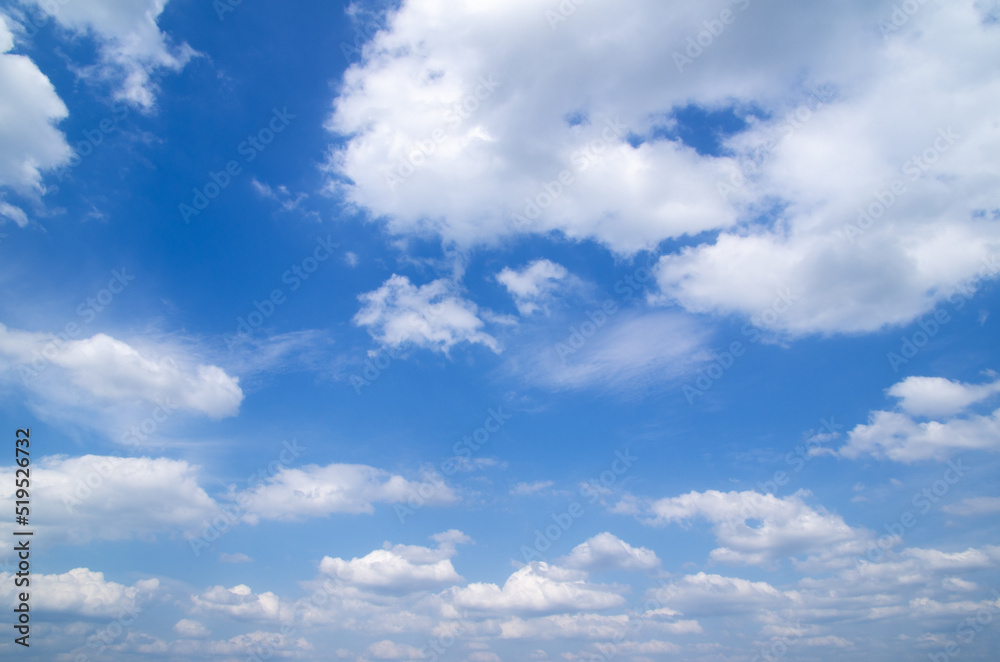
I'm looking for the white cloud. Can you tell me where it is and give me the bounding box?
[192,583,293,623]
[174,619,211,639]
[449,562,625,614]
[0,454,222,544]
[0,12,71,191]
[559,532,660,572]
[496,260,569,315]
[354,275,500,354]
[943,497,1000,517]
[24,0,196,109]
[510,480,553,496]
[839,408,1000,462]
[620,489,871,567]
[887,375,1000,417]
[0,567,158,618]
[0,200,29,227]
[366,639,426,659]
[326,0,1000,335]
[319,532,467,593]
[236,462,457,523]
[219,552,253,564]
[0,324,244,421]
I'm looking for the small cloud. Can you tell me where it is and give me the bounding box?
[174,619,211,639]
[511,480,554,496]
[219,552,253,564]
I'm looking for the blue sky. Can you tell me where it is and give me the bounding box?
[1,0,999,660]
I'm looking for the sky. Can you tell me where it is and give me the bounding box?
[0,0,999,660]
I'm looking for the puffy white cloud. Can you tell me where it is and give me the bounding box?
[449,562,625,614]
[620,489,870,567]
[654,572,791,617]
[192,583,293,623]
[839,374,1000,462]
[840,408,1000,462]
[219,552,253,564]
[0,454,222,544]
[319,532,467,593]
[559,532,660,572]
[326,0,1000,335]
[0,323,244,421]
[887,375,1000,417]
[0,567,158,618]
[496,260,569,315]
[354,275,500,354]
[173,619,210,639]
[0,12,71,192]
[236,462,457,523]
[23,0,195,109]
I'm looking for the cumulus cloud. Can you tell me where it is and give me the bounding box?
[559,532,660,572]
[449,562,625,614]
[354,275,500,354]
[366,639,426,659]
[942,497,1000,517]
[326,0,1000,335]
[654,572,791,617]
[192,583,293,623]
[840,375,1000,462]
[618,489,871,567]
[319,531,468,593]
[23,0,196,109]
[0,454,222,544]
[236,462,457,523]
[0,12,71,191]
[496,260,570,315]
[174,619,211,639]
[886,375,1000,417]
[0,567,158,618]
[0,323,244,421]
